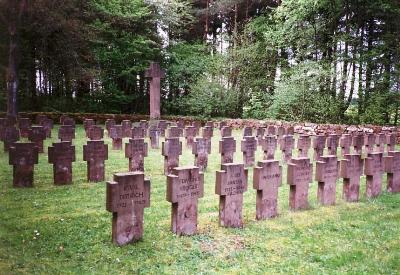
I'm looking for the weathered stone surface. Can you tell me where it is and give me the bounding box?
[285,126,295,135]
[58,125,75,142]
[3,126,20,152]
[184,126,197,148]
[158,120,168,137]
[259,135,277,160]
[313,135,326,161]
[62,117,75,128]
[241,136,257,167]
[256,127,266,141]
[253,160,282,219]
[326,134,339,156]
[216,163,248,228]
[267,125,276,135]
[83,140,108,182]
[139,120,148,131]
[206,121,214,128]
[219,121,227,129]
[339,134,352,156]
[297,135,311,158]
[28,126,46,153]
[148,125,160,149]
[364,133,376,154]
[221,126,232,138]
[131,126,145,139]
[84,119,95,137]
[316,155,339,206]
[18,118,31,138]
[145,62,165,119]
[40,118,53,138]
[243,126,253,137]
[376,133,386,153]
[125,138,148,172]
[352,134,364,154]
[277,126,285,138]
[386,133,397,151]
[364,152,384,198]
[106,172,150,245]
[280,135,294,163]
[48,142,75,185]
[162,138,182,175]
[192,121,202,135]
[168,126,183,138]
[9,142,39,187]
[219,137,236,164]
[109,125,123,150]
[384,151,400,193]
[88,126,104,140]
[36,114,48,125]
[192,137,211,171]
[121,120,132,138]
[105,119,116,137]
[287,158,312,210]
[340,154,363,202]
[202,126,213,140]
[167,166,204,235]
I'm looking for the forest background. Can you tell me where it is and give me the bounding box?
[1,0,399,125]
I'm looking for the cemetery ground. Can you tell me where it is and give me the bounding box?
[1,126,400,274]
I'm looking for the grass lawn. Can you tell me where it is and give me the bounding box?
[1,125,399,274]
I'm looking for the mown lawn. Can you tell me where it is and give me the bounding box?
[0,125,399,274]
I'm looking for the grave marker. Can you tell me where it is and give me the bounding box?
[63,117,75,128]
[88,126,104,140]
[162,138,183,175]
[313,135,326,161]
[241,136,257,167]
[287,158,312,210]
[386,133,396,151]
[192,137,211,171]
[105,119,116,137]
[121,120,132,138]
[84,119,95,136]
[279,135,294,163]
[267,125,276,135]
[9,142,38,187]
[28,126,46,153]
[48,142,76,185]
[215,163,248,228]
[259,135,277,160]
[339,134,352,156]
[83,140,108,182]
[125,138,148,172]
[131,126,145,139]
[167,126,182,138]
[109,125,123,150]
[364,133,376,154]
[106,172,150,245]
[364,152,384,198]
[148,125,160,149]
[158,120,168,137]
[184,126,197,148]
[202,126,213,140]
[340,154,364,202]
[40,118,53,138]
[243,126,253,137]
[376,133,386,153]
[18,118,31,138]
[315,155,339,205]
[167,166,204,235]
[221,126,232,137]
[297,135,311,158]
[352,134,364,154]
[58,125,75,142]
[326,134,339,156]
[253,160,282,219]
[3,126,20,152]
[384,151,400,193]
[219,137,236,164]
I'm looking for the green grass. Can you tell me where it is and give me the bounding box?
[0,125,399,274]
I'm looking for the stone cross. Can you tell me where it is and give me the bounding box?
[364,152,384,198]
[148,125,160,149]
[221,126,232,137]
[364,133,376,154]
[125,138,148,172]
[139,120,148,131]
[326,134,339,156]
[315,155,339,205]
[206,121,214,128]
[48,141,76,185]
[167,126,183,138]
[267,125,276,135]
[277,126,285,138]
[184,126,197,148]
[243,126,253,137]
[9,142,39,187]
[28,126,46,153]
[279,135,294,163]
[297,135,311,158]
[83,140,108,182]
[339,134,352,156]
[259,135,277,160]
[167,166,204,235]
[219,137,236,164]
[202,126,213,140]
[219,121,227,129]
[192,121,202,135]
[313,135,326,161]
[285,126,295,135]
[241,136,257,167]
[287,158,313,210]
[58,125,75,142]
[88,126,104,140]
[158,120,168,137]
[145,62,165,119]
[105,119,116,137]
[84,119,95,137]
[340,154,364,202]
[63,117,75,128]
[176,120,185,130]
[3,126,20,152]
[192,137,211,171]
[384,151,400,193]
[18,118,31,138]
[40,118,53,138]
[215,163,248,228]
[121,120,132,138]
[162,138,183,175]
[376,133,386,153]
[256,127,266,141]
[352,134,364,154]
[109,125,123,150]
[36,114,48,125]
[106,172,150,246]
[386,133,396,151]
[253,160,282,219]
[131,126,145,139]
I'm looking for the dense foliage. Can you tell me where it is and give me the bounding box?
[1,0,399,124]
